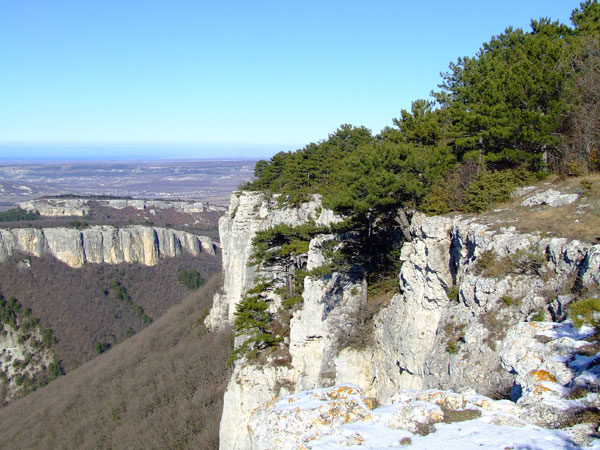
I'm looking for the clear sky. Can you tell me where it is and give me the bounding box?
[0,0,584,160]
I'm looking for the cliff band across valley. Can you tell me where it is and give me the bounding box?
[0,225,215,268]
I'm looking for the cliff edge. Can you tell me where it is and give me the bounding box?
[0,225,215,268]
[207,190,600,449]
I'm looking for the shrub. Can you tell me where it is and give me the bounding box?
[48,360,64,381]
[508,247,546,276]
[40,328,56,348]
[567,160,587,177]
[569,297,600,330]
[441,407,482,423]
[68,220,88,230]
[177,269,205,290]
[581,178,594,190]
[94,341,111,354]
[463,169,516,213]
[421,160,480,215]
[502,295,515,307]
[447,285,460,302]
[474,250,498,276]
[531,310,546,322]
[446,340,458,354]
[0,208,40,222]
[475,247,546,279]
[111,280,132,304]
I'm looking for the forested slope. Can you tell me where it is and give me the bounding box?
[0,275,231,450]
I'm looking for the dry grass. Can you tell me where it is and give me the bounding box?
[0,275,231,450]
[441,406,482,423]
[469,173,600,242]
[556,407,600,429]
[481,308,511,351]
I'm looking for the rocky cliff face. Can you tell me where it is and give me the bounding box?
[205,191,339,329]
[0,225,215,268]
[19,198,225,217]
[0,325,56,402]
[208,191,600,449]
[20,198,90,217]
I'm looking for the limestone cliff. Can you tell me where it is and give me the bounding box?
[0,325,56,402]
[204,191,339,329]
[208,191,600,449]
[20,198,90,217]
[19,198,225,217]
[0,225,215,268]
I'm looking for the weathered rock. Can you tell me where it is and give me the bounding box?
[0,325,55,402]
[290,238,364,392]
[521,189,579,207]
[580,244,600,288]
[205,191,340,329]
[0,225,214,268]
[20,197,215,216]
[100,199,206,212]
[211,192,600,449]
[247,385,373,450]
[220,363,296,450]
[386,400,444,432]
[20,198,90,216]
[334,347,378,400]
[248,385,583,449]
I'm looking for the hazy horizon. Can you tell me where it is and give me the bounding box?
[1,1,581,162]
[0,142,278,163]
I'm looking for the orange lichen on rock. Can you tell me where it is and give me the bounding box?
[532,384,554,394]
[313,416,331,427]
[529,369,556,383]
[326,386,356,400]
[264,396,279,409]
[306,431,322,442]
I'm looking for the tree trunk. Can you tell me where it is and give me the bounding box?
[394,207,412,242]
[287,263,295,296]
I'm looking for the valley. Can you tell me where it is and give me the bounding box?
[2,2,600,448]
[0,159,253,405]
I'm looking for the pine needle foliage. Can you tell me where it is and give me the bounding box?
[246,3,600,221]
[232,282,283,361]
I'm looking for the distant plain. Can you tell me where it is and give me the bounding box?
[0,159,258,210]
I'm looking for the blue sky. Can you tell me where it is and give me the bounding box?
[0,0,583,160]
